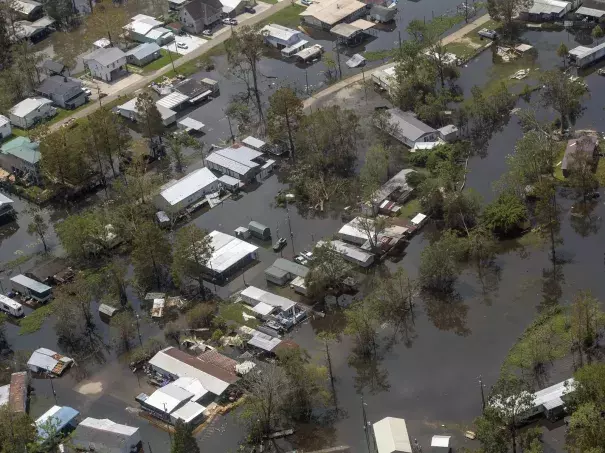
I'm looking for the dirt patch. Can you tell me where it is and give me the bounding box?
[76,381,103,395]
[457,37,482,49]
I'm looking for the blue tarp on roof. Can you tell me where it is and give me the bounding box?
[36,405,79,440]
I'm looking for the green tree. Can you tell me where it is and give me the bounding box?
[482,192,528,236]
[186,303,216,329]
[43,0,77,27]
[592,25,604,44]
[226,25,265,123]
[419,230,463,292]
[305,242,353,299]
[569,291,605,366]
[172,225,213,299]
[111,310,137,352]
[566,141,599,202]
[85,3,128,47]
[136,90,164,152]
[487,0,531,33]
[131,221,171,290]
[26,206,49,253]
[0,406,37,453]
[540,69,589,131]
[557,42,569,68]
[55,208,111,261]
[534,179,561,262]
[85,107,131,179]
[39,125,89,187]
[371,268,416,341]
[267,87,303,158]
[443,189,482,232]
[359,144,389,203]
[344,299,380,357]
[418,177,445,217]
[171,420,200,453]
[0,314,9,353]
[573,363,605,409]
[566,403,605,453]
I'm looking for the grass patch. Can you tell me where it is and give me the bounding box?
[161,44,226,80]
[445,41,478,60]
[1,253,34,272]
[19,303,55,335]
[554,143,567,181]
[362,48,396,62]
[218,302,259,328]
[258,4,305,28]
[597,157,605,186]
[259,0,278,4]
[141,49,182,73]
[399,198,421,220]
[516,229,546,249]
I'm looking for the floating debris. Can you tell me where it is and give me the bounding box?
[510,68,530,80]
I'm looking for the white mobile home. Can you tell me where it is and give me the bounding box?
[0,294,24,317]
[260,24,303,49]
[72,418,142,453]
[27,348,73,375]
[241,286,297,312]
[10,274,52,302]
[317,240,375,267]
[204,231,259,281]
[155,167,219,215]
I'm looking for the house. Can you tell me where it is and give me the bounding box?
[11,0,43,21]
[438,124,459,142]
[72,418,142,453]
[362,168,415,216]
[13,16,55,41]
[11,274,52,302]
[338,216,409,250]
[169,0,189,10]
[0,194,16,222]
[154,167,220,214]
[368,4,397,23]
[568,42,605,68]
[300,0,368,30]
[83,47,127,82]
[157,91,190,111]
[520,0,578,21]
[27,348,73,376]
[377,108,438,148]
[9,97,55,129]
[0,136,40,176]
[373,417,412,453]
[205,145,274,182]
[561,135,598,178]
[123,14,163,42]
[35,75,86,109]
[221,0,246,16]
[36,406,79,443]
[126,42,162,66]
[242,136,271,153]
[316,240,375,267]
[42,60,67,76]
[179,0,223,34]
[0,372,29,413]
[148,347,239,397]
[265,258,309,286]
[0,115,12,139]
[203,230,259,280]
[260,23,303,49]
[117,98,177,126]
[174,77,219,103]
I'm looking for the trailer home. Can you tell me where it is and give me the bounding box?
[248,221,271,240]
[10,274,52,303]
[0,294,23,317]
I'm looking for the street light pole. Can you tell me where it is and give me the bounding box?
[361,395,372,453]
[135,313,143,346]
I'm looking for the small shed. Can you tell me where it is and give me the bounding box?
[248,221,271,240]
[373,417,412,453]
[437,124,459,142]
[234,226,251,239]
[219,174,241,191]
[178,117,205,132]
[431,435,451,452]
[98,303,119,317]
[126,42,162,66]
[369,4,397,23]
[242,136,270,153]
[265,258,309,286]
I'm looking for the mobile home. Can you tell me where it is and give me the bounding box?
[0,294,24,317]
[10,274,52,303]
[248,221,271,240]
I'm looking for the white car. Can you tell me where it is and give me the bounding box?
[202,29,212,36]
[222,18,237,25]
[177,42,188,49]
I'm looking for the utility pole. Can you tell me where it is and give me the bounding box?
[48,373,57,404]
[167,48,177,74]
[135,313,143,346]
[479,374,486,412]
[361,395,372,453]
[226,112,235,142]
[362,66,367,104]
[285,197,294,256]
[305,68,309,95]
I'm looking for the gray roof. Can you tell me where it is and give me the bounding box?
[42,60,66,74]
[386,109,436,142]
[265,266,289,280]
[183,0,223,20]
[562,135,598,171]
[271,258,309,278]
[126,42,161,60]
[83,47,126,66]
[72,418,140,453]
[11,273,51,293]
[36,75,81,97]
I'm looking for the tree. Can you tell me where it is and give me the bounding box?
[226,25,265,124]
[305,242,353,299]
[171,420,200,453]
[111,311,137,352]
[55,208,110,261]
[131,221,172,290]
[267,87,303,158]
[557,42,569,68]
[534,179,561,262]
[0,4,14,70]
[85,107,131,179]
[85,3,127,47]
[482,191,528,236]
[164,321,181,346]
[165,132,198,174]
[39,126,89,187]
[566,141,599,203]
[136,90,164,152]
[443,189,482,232]
[487,0,531,33]
[371,268,416,341]
[573,363,605,409]
[418,177,445,217]
[26,207,49,252]
[344,299,380,357]
[43,0,77,27]
[359,144,389,202]
[592,25,604,44]
[566,403,605,453]
[419,230,463,292]
[569,291,605,366]
[0,406,37,453]
[102,261,129,307]
[172,225,213,299]
[186,303,216,329]
[0,314,9,354]
[540,69,588,131]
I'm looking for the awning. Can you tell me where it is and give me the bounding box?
[178,117,205,131]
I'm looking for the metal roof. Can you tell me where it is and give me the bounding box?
[11,274,51,293]
[206,152,252,176]
[118,98,176,122]
[260,23,301,42]
[84,47,126,67]
[1,136,40,165]
[178,117,205,131]
[0,193,13,205]
[250,301,275,316]
[346,53,366,68]
[241,286,296,311]
[373,417,412,453]
[160,167,218,206]
[569,41,605,59]
[385,109,436,142]
[242,136,267,150]
[27,348,71,374]
[218,174,240,187]
[126,42,161,60]
[576,6,605,17]
[172,401,206,423]
[207,145,264,176]
[300,0,367,26]
[527,0,569,15]
[172,377,209,402]
[265,265,289,280]
[330,23,361,38]
[36,405,79,440]
[157,91,190,110]
[99,303,119,316]
[10,97,53,118]
[0,294,22,310]
[13,0,41,15]
[349,18,375,30]
[146,27,173,40]
[73,418,140,453]
[370,168,415,204]
[317,240,374,266]
[42,60,65,74]
[248,332,282,351]
[271,258,309,278]
[145,383,193,413]
[534,378,575,408]
[411,213,427,225]
[124,18,161,35]
[206,230,258,274]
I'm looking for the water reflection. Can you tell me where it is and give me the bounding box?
[348,346,390,395]
[422,291,471,336]
[569,201,602,237]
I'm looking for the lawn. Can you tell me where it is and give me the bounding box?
[19,302,55,335]
[218,302,259,328]
[445,41,478,60]
[258,4,305,29]
[141,49,182,74]
[9,103,90,135]
[553,142,567,181]
[362,48,397,62]
[259,0,278,4]
[597,156,605,186]
[399,198,421,220]
[161,44,226,80]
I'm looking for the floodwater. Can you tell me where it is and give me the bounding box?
[4,0,605,451]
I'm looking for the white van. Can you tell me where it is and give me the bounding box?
[0,294,24,317]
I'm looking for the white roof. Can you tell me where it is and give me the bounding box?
[373,417,412,453]
[0,115,9,127]
[146,27,173,41]
[206,146,263,176]
[431,436,451,448]
[119,98,176,122]
[412,141,441,151]
[290,275,306,288]
[411,213,427,225]
[160,167,217,206]
[145,383,193,413]
[13,0,41,15]
[248,332,282,351]
[339,217,372,243]
[131,13,158,22]
[125,20,159,35]
[171,401,206,423]
[260,24,300,42]
[11,273,52,293]
[569,41,605,59]
[534,378,575,408]
[219,174,240,187]
[242,136,267,150]
[371,168,415,204]
[172,377,209,402]
[241,286,296,311]
[300,0,367,26]
[10,97,52,118]
[207,230,258,274]
[0,384,9,407]
[28,348,72,373]
[78,417,139,436]
[576,6,605,17]
[220,0,242,13]
[317,240,374,265]
[250,301,275,316]
[93,38,111,48]
[148,347,234,396]
[178,117,205,131]
[157,91,190,110]
[0,294,22,310]
[527,0,569,15]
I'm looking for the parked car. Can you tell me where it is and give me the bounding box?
[272,237,287,252]
[202,29,213,36]
[222,18,237,25]
[294,255,309,266]
[301,250,313,261]
[83,87,92,96]
[177,42,188,49]
[478,28,498,40]
[301,0,312,5]
[244,5,256,13]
